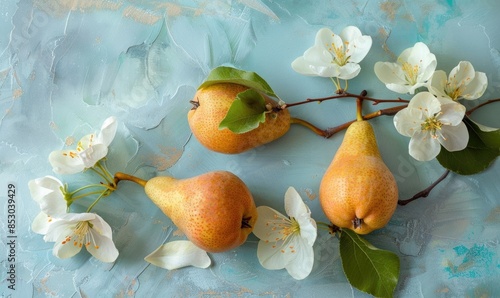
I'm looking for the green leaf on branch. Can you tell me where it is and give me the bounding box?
[437,117,500,175]
[219,89,267,134]
[340,229,400,298]
[198,66,277,97]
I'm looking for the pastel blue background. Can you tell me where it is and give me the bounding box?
[1,0,499,296]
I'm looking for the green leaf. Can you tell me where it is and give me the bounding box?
[340,229,400,298]
[218,89,267,134]
[436,117,500,175]
[198,66,276,97]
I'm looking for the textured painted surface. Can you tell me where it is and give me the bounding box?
[1,0,500,296]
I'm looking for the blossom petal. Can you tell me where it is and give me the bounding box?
[78,143,108,168]
[439,122,469,152]
[28,176,67,216]
[341,26,372,63]
[49,150,85,174]
[409,92,441,116]
[257,236,296,270]
[393,108,424,137]
[86,228,119,263]
[97,116,118,146]
[284,187,317,246]
[462,71,487,100]
[49,223,83,259]
[292,46,339,77]
[145,240,211,270]
[32,212,55,235]
[284,187,310,219]
[253,206,290,242]
[428,70,450,99]
[337,63,361,80]
[409,130,441,161]
[438,99,466,126]
[284,237,314,280]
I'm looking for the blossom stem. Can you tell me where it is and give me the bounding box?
[69,183,113,196]
[398,170,450,206]
[72,190,111,201]
[114,172,147,187]
[86,190,108,212]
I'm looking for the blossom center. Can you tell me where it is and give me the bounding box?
[421,115,443,138]
[401,62,419,85]
[61,221,99,249]
[445,80,467,101]
[327,39,350,66]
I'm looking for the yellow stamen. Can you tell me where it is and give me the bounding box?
[401,61,420,85]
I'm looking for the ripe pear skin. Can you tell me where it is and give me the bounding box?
[319,120,398,234]
[188,83,291,154]
[144,171,258,253]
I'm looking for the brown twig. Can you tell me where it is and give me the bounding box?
[291,104,408,138]
[466,98,500,116]
[278,90,409,110]
[398,170,450,206]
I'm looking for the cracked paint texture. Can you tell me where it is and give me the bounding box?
[1,0,500,296]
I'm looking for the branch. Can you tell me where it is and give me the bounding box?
[291,104,408,138]
[278,90,409,111]
[466,98,500,116]
[398,170,450,206]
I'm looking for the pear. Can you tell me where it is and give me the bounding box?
[319,119,398,234]
[188,83,291,154]
[144,171,258,253]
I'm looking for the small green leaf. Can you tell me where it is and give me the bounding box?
[437,117,500,175]
[199,66,276,97]
[340,229,400,298]
[219,89,267,134]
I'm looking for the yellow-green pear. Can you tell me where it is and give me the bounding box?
[188,83,291,154]
[144,171,258,253]
[319,119,399,234]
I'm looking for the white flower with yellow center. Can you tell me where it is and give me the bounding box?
[374,42,437,94]
[429,61,488,101]
[291,26,372,80]
[44,213,119,263]
[393,92,468,161]
[49,116,117,174]
[253,187,317,280]
[29,176,68,235]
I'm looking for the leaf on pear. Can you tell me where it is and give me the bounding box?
[339,229,400,298]
[219,89,267,134]
[437,117,499,175]
[199,66,276,97]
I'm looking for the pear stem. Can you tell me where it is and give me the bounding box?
[356,90,367,121]
[114,172,147,187]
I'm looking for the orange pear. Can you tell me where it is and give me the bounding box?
[319,120,398,234]
[144,171,258,252]
[188,83,291,154]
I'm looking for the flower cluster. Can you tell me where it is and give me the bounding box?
[30,117,120,262]
[375,43,487,161]
[292,28,488,161]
